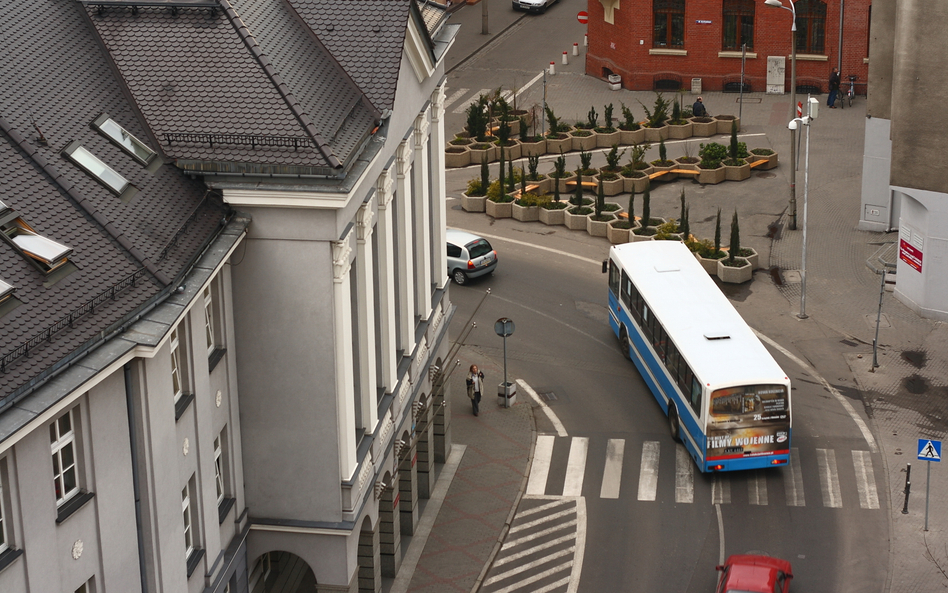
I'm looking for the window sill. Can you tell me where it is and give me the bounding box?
[218,497,236,524]
[718,51,757,59]
[0,548,24,574]
[56,490,95,524]
[649,48,687,56]
[186,548,205,578]
[208,347,227,373]
[796,54,828,61]
[175,392,195,421]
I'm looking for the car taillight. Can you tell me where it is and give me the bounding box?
[771,458,787,465]
[467,260,475,270]
[709,464,725,471]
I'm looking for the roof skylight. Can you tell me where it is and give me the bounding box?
[0,277,22,318]
[63,141,130,194]
[92,113,157,165]
[4,218,73,271]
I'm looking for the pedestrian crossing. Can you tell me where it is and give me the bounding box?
[526,436,882,510]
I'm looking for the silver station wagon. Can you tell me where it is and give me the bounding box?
[446,229,497,285]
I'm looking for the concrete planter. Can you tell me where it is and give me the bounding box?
[570,131,597,151]
[444,146,471,168]
[587,213,617,237]
[545,134,572,155]
[607,219,637,244]
[520,139,547,157]
[724,161,751,181]
[469,144,497,164]
[486,198,513,219]
[689,117,717,137]
[554,174,576,194]
[511,202,540,222]
[497,141,521,161]
[564,207,591,230]
[501,118,521,136]
[736,247,759,270]
[619,127,646,145]
[650,162,677,182]
[695,252,724,276]
[644,125,669,142]
[715,115,740,135]
[631,229,656,242]
[697,165,726,185]
[461,192,487,213]
[539,204,568,225]
[748,151,778,170]
[674,158,700,171]
[525,176,553,195]
[596,129,621,148]
[717,257,753,283]
[597,174,625,196]
[667,121,693,139]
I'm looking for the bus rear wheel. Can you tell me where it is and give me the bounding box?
[668,404,681,442]
[619,328,632,360]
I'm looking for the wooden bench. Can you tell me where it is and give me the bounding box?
[510,183,540,198]
[564,180,598,189]
[648,169,700,180]
[748,158,768,169]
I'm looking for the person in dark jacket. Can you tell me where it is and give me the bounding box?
[693,96,708,117]
[828,68,841,108]
[466,364,485,416]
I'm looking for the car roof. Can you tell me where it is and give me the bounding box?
[724,555,792,593]
[446,228,485,246]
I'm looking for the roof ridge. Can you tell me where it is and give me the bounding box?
[0,116,172,286]
[221,0,343,169]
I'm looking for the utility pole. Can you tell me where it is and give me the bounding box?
[482,0,489,34]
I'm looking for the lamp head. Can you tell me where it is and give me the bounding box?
[788,120,799,131]
[764,0,784,6]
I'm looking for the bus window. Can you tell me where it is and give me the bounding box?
[654,323,668,362]
[609,261,620,298]
[642,305,653,342]
[690,377,702,413]
[620,271,632,308]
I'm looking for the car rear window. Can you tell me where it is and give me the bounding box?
[466,239,493,259]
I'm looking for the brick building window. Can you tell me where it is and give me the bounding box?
[722,0,754,50]
[653,0,685,48]
[794,0,826,54]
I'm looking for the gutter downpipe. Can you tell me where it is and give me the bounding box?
[125,363,149,593]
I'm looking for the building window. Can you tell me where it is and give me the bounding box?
[171,327,184,403]
[203,287,216,356]
[214,433,225,505]
[794,0,826,54]
[182,482,193,557]
[74,578,95,593]
[653,0,685,48]
[0,467,8,554]
[51,409,79,506]
[722,0,754,50]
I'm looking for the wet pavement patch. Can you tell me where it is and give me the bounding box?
[903,374,928,395]
[769,266,784,286]
[766,221,782,239]
[902,350,926,369]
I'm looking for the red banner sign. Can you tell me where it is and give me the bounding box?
[900,238,923,273]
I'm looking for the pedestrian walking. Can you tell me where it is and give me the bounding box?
[692,96,708,117]
[466,364,484,416]
[828,67,841,108]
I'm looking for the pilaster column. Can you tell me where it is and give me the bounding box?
[333,231,357,479]
[430,85,449,290]
[395,140,415,352]
[356,199,379,434]
[413,108,432,319]
[376,170,398,393]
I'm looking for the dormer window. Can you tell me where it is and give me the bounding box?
[92,113,157,166]
[0,277,23,318]
[0,200,78,285]
[62,141,138,202]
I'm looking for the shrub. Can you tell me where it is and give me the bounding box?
[480,153,489,191]
[595,176,605,216]
[639,93,671,128]
[750,148,774,156]
[587,106,599,129]
[544,106,560,137]
[516,192,547,207]
[466,178,485,197]
[604,103,614,128]
[528,154,540,180]
[699,142,728,169]
[542,200,568,210]
[580,149,593,171]
[628,142,651,168]
[605,144,625,170]
[659,138,667,163]
[619,102,641,130]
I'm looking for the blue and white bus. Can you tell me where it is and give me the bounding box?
[605,241,791,472]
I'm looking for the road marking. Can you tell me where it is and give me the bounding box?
[568,498,587,593]
[516,498,570,520]
[748,470,769,505]
[853,450,880,509]
[675,444,694,503]
[817,448,843,508]
[483,546,574,586]
[600,439,625,499]
[452,88,492,114]
[716,503,726,566]
[563,437,588,496]
[785,447,806,506]
[518,379,568,437]
[443,87,470,111]
[712,474,731,504]
[509,505,577,535]
[486,561,572,593]
[503,518,578,549]
[637,441,660,501]
[527,435,555,495]
[754,330,878,453]
[494,533,576,566]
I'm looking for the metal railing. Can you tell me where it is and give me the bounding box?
[162,132,317,151]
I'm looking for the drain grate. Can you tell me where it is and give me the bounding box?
[539,391,557,401]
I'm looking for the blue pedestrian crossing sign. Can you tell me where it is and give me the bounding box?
[918,439,942,462]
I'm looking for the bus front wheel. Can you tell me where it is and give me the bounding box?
[619,328,632,360]
[668,404,681,441]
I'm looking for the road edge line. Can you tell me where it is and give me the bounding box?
[518,378,568,437]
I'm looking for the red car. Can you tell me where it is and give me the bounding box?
[715,554,793,593]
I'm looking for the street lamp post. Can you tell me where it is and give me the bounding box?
[766,0,798,231]
[788,96,819,319]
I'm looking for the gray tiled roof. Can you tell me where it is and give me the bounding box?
[0,0,224,404]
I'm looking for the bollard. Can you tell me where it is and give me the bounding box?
[584,33,588,47]
[572,43,579,56]
[902,462,912,514]
[549,61,555,75]
[562,51,568,65]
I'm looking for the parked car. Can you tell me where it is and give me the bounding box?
[512,0,557,13]
[446,229,497,285]
[716,554,793,593]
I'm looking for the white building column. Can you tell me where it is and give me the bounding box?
[356,199,380,434]
[333,230,357,480]
[413,108,433,319]
[395,140,416,352]
[376,170,398,393]
[430,85,448,290]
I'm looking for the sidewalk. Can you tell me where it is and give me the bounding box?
[401,6,948,593]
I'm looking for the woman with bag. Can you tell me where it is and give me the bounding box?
[466,365,485,416]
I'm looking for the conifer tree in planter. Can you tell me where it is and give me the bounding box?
[596,103,621,147]
[667,96,693,139]
[461,154,490,212]
[588,175,616,237]
[697,142,727,184]
[544,105,572,153]
[571,107,598,151]
[540,156,569,225]
[618,102,645,145]
[651,138,676,181]
[639,93,671,142]
[718,209,753,282]
[565,167,593,229]
[632,182,663,239]
[722,121,751,180]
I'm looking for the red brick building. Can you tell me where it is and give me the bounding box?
[585,0,870,95]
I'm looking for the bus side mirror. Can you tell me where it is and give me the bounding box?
[602,260,608,273]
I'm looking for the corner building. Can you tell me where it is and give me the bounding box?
[585,0,870,94]
[0,1,457,592]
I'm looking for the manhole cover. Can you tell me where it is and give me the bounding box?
[783,270,801,283]
[864,313,891,328]
[756,171,777,179]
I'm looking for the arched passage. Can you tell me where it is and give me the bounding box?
[358,516,381,593]
[398,429,419,536]
[378,470,402,577]
[414,393,435,498]
[248,551,315,593]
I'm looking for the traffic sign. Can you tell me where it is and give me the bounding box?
[796,101,803,118]
[577,11,588,24]
[918,439,942,461]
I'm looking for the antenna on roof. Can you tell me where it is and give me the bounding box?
[29,113,48,146]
